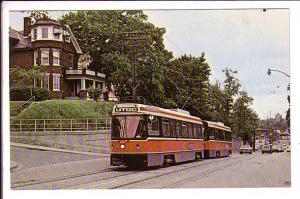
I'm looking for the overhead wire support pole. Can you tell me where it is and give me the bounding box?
[121,31,147,103]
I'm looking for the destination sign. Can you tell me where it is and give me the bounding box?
[115,107,138,112]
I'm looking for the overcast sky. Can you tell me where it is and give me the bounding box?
[9,9,290,119]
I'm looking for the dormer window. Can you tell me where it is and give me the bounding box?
[64,35,70,42]
[53,27,61,40]
[42,28,48,38]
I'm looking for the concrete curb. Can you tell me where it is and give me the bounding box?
[11,142,110,157]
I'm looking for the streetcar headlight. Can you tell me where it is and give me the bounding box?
[136,144,140,150]
[111,144,114,150]
[120,144,125,149]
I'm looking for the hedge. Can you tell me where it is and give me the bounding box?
[10,87,50,101]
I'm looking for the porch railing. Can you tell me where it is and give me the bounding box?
[10,118,111,133]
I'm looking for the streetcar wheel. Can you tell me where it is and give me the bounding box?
[163,155,175,166]
[195,152,202,161]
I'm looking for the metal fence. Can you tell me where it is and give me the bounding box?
[10,118,111,133]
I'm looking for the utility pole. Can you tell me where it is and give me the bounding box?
[121,31,147,102]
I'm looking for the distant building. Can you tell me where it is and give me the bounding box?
[9,17,107,100]
[275,113,283,123]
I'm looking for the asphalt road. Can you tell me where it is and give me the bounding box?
[11,149,291,189]
[77,152,291,189]
[10,146,101,168]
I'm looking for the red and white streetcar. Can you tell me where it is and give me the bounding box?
[110,103,232,168]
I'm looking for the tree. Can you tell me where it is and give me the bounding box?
[28,11,51,23]
[10,65,44,99]
[232,90,258,144]
[164,53,211,119]
[222,68,241,126]
[209,81,227,123]
[10,65,42,88]
[60,11,173,105]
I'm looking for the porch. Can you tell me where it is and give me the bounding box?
[64,69,106,99]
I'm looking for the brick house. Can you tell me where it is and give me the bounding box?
[9,17,107,100]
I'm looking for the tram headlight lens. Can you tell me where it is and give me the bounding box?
[136,144,140,150]
[120,144,125,149]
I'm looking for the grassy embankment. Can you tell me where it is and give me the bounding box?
[14,100,113,119]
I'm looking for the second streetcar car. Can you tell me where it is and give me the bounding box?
[110,103,204,167]
[203,121,232,158]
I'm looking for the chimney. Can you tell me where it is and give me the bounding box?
[23,17,31,36]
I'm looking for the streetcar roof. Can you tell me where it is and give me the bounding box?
[112,103,203,124]
[203,120,231,132]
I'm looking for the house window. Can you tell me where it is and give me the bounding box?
[54,34,60,40]
[42,74,49,90]
[34,76,41,88]
[42,28,48,38]
[52,50,60,66]
[34,74,49,90]
[69,54,74,68]
[41,49,49,65]
[34,50,39,65]
[53,74,60,91]
[33,29,37,40]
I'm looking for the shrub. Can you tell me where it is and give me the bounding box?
[87,86,102,101]
[10,87,50,101]
[34,88,50,101]
[10,87,32,101]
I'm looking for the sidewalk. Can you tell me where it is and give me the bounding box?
[11,142,110,157]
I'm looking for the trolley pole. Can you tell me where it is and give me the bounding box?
[121,32,147,102]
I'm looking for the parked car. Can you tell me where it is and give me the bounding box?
[282,144,287,151]
[240,144,253,154]
[278,146,284,152]
[272,144,279,152]
[286,145,291,152]
[262,144,272,154]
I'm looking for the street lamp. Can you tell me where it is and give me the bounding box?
[267,68,290,78]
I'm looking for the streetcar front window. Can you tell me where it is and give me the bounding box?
[112,115,147,139]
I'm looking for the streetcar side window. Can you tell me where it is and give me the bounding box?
[182,123,188,138]
[209,128,215,140]
[170,119,177,138]
[215,130,221,140]
[162,118,170,137]
[148,116,160,136]
[175,121,182,138]
[193,124,198,138]
[199,125,203,139]
[219,130,225,141]
[193,124,201,139]
[188,123,193,138]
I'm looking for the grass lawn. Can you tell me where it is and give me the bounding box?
[16,100,113,119]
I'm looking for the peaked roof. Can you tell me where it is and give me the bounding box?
[65,25,82,54]
[9,18,83,54]
[9,28,32,48]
